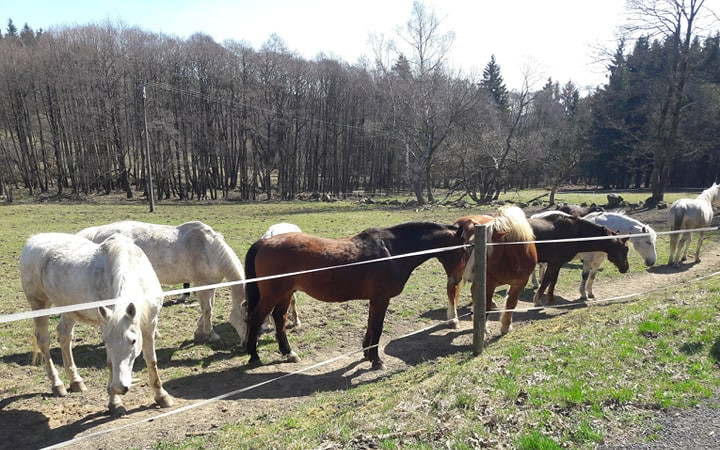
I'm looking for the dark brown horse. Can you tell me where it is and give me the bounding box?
[243,222,469,370]
[450,206,538,334]
[556,203,604,217]
[529,215,629,306]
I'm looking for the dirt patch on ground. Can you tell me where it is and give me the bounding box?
[1,206,719,450]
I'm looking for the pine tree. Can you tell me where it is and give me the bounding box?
[481,55,509,110]
[6,18,17,37]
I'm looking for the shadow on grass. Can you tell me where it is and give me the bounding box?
[710,336,720,363]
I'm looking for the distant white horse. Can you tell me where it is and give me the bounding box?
[530,210,656,299]
[261,223,302,329]
[668,183,720,267]
[20,233,174,415]
[579,211,657,299]
[78,220,247,346]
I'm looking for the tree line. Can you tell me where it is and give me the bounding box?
[0,1,718,205]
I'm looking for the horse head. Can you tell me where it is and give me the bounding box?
[99,303,143,396]
[603,228,630,273]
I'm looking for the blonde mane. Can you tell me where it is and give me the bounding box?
[492,205,535,242]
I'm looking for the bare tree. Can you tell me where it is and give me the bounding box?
[373,0,477,204]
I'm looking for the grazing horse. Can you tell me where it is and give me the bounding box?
[579,211,656,299]
[78,220,247,346]
[451,206,538,334]
[20,233,174,415]
[244,222,468,370]
[529,215,629,306]
[556,203,604,217]
[261,222,302,329]
[668,182,720,267]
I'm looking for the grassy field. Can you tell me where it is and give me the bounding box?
[0,190,718,449]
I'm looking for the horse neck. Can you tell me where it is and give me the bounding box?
[212,238,246,294]
[698,186,720,206]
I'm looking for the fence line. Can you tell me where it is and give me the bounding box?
[2,226,718,324]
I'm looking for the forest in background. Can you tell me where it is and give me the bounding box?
[0,1,719,205]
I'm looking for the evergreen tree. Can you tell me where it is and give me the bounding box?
[481,55,508,110]
[6,18,17,37]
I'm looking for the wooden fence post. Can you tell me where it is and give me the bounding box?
[472,224,487,356]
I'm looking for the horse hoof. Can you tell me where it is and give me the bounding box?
[156,394,174,408]
[448,318,460,329]
[69,381,87,392]
[248,356,262,367]
[371,360,386,370]
[109,404,127,417]
[500,326,511,335]
[283,351,300,363]
[52,384,67,397]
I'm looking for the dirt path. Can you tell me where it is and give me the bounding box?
[2,209,719,450]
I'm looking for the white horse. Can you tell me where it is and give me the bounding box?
[668,182,720,267]
[530,210,656,299]
[78,220,247,346]
[579,211,657,299]
[261,223,302,329]
[20,233,174,415]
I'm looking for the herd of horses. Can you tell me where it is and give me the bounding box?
[17,182,720,414]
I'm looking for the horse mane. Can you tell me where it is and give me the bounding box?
[698,182,720,204]
[100,235,145,299]
[492,206,534,242]
[179,221,245,281]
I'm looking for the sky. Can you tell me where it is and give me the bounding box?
[4,1,720,94]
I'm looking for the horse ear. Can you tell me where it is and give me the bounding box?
[125,303,136,319]
[98,306,110,323]
[493,230,509,241]
[462,222,476,242]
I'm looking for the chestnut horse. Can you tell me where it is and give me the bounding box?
[451,206,538,334]
[243,222,468,370]
[529,215,629,306]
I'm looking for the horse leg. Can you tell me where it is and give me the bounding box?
[363,297,390,370]
[57,315,86,393]
[533,265,554,307]
[542,265,562,306]
[694,230,706,262]
[500,282,525,335]
[532,263,546,289]
[679,232,692,263]
[194,288,222,343]
[142,324,174,408]
[246,296,277,365]
[287,293,301,328]
[272,297,299,363]
[445,276,463,329]
[582,255,604,300]
[668,233,680,266]
[31,306,66,397]
[178,282,191,303]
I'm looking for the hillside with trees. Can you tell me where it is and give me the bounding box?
[0,1,718,205]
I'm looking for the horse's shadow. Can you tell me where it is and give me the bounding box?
[647,261,698,274]
[0,391,162,449]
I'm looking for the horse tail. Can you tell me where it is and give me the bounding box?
[244,241,261,314]
[670,203,686,231]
